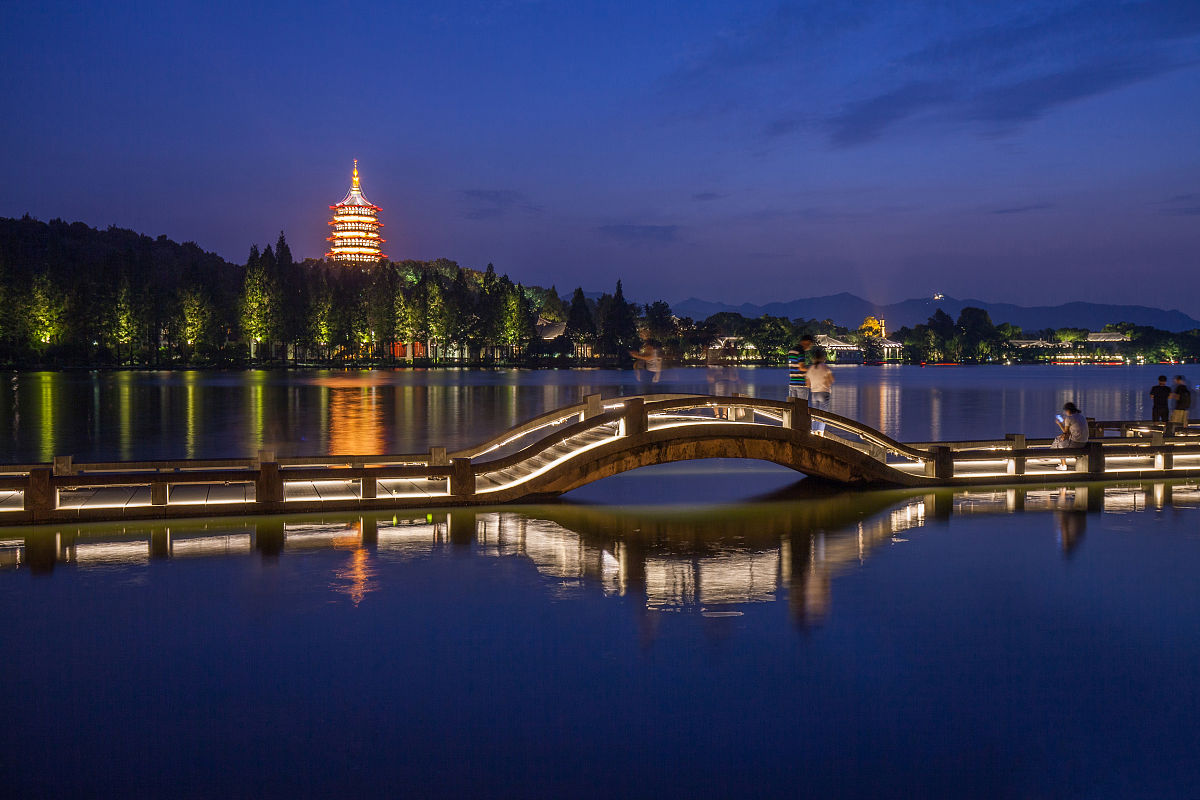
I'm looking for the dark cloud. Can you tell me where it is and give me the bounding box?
[671,2,876,84]
[991,203,1054,215]
[764,117,802,138]
[596,224,680,244]
[965,56,1174,125]
[1159,193,1200,216]
[905,1,1200,74]
[828,82,956,147]
[692,191,725,202]
[459,189,541,220]
[669,1,1200,148]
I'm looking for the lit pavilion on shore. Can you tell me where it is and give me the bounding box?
[326,160,386,263]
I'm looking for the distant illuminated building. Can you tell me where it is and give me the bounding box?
[326,160,386,263]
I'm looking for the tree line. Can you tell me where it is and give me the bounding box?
[3,216,1196,368]
[891,308,1200,363]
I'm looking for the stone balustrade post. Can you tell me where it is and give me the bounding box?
[583,393,604,421]
[25,467,55,522]
[450,457,475,497]
[1005,434,1025,475]
[620,397,647,437]
[786,397,810,434]
[924,446,953,480]
[256,462,284,505]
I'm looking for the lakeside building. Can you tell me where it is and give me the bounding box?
[1086,331,1132,352]
[326,160,386,263]
[814,334,863,363]
[709,336,757,361]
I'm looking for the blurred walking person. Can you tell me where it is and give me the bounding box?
[806,352,834,435]
[787,335,814,401]
[1170,375,1191,428]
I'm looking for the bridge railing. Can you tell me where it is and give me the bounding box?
[8,393,1200,522]
[632,395,937,465]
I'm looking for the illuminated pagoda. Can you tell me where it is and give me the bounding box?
[326,160,386,263]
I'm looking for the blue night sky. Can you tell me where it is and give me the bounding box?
[2,1,1198,312]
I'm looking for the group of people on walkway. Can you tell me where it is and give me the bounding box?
[1048,375,1192,471]
[1150,375,1191,425]
[787,335,834,435]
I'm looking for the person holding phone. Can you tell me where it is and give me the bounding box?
[1052,401,1088,471]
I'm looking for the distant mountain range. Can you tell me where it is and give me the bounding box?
[671,293,1200,334]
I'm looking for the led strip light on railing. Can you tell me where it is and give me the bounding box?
[476,430,623,493]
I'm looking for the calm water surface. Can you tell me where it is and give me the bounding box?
[2,480,1199,798]
[3,366,1198,798]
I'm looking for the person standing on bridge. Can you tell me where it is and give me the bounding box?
[787,335,815,402]
[806,352,834,435]
[1052,401,1089,471]
[1170,375,1191,429]
[1150,375,1172,424]
[630,341,663,384]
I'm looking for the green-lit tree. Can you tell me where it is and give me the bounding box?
[28,274,67,348]
[239,245,279,359]
[744,315,793,363]
[308,286,334,356]
[179,286,213,356]
[110,280,140,364]
[500,281,536,357]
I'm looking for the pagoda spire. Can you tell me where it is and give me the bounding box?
[326,160,386,263]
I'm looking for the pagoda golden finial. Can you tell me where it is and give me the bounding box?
[352,159,360,189]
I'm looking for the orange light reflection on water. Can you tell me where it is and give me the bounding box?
[332,541,375,607]
[328,386,384,455]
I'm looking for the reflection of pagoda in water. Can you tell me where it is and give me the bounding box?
[326,160,386,264]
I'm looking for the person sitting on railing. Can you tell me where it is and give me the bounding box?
[1052,401,1089,471]
[806,353,834,436]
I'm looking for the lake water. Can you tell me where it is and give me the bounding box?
[0,364,1185,462]
[2,366,1198,798]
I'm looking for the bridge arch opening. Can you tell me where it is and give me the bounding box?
[562,458,805,505]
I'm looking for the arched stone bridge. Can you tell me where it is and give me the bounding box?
[5,393,1200,523]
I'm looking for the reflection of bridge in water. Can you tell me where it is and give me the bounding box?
[5,393,1200,525]
[5,481,1197,625]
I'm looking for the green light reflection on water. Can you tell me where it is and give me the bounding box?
[37,373,54,463]
[115,371,134,461]
[184,370,198,459]
[247,370,265,454]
